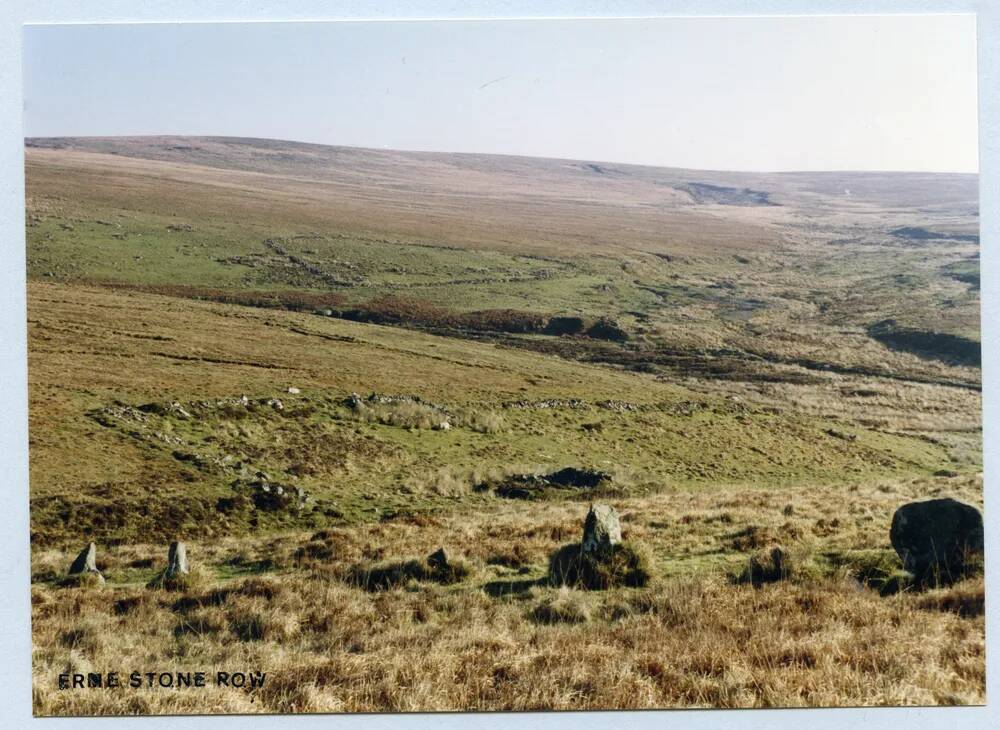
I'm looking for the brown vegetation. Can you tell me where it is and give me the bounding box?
[31,480,986,714]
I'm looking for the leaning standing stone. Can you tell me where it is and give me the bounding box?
[890,497,983,584]
[165,541,189,578]
[582,504,622,554]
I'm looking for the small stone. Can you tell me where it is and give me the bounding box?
[582,504,622,554]
[287,387,301,395]
[165,541,189,578]
[427,547,450,570]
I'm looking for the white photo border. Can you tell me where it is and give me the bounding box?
[1,2,995,728]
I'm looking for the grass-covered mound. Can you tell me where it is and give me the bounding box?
[347,550,471,592]
[547,542,651,590]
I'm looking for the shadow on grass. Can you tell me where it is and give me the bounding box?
[482,577,547,599]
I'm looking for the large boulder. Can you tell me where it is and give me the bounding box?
[890,498,983,584]
[582,504,622,554]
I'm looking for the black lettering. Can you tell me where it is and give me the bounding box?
[58,673,69,690]
[129,672,141,688]
[158,673,173,688]
[177,672,191,688]
[230,672,246,688]
[145,672,156,688]
[216,672,229,687]
[249,672,266,689]
[87,673,102,688]
[194,672,206,687]
[72,674,84,689]
[107,673,120,688]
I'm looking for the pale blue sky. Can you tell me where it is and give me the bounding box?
[23,16,978,172]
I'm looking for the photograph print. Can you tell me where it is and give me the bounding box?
[24,15,983,715]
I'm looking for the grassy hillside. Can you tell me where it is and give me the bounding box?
[25,137,983,712]
[28,282,958,546]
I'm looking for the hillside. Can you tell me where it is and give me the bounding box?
[25,137,983,713]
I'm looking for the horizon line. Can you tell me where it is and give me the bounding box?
[23,134,981,177]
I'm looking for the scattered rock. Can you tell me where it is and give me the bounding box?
[427,547,450,570]
[169,402,192,419]
[824,428,857,442]
[287,387,301,395]
[486,467,612,499]
[233,479,311,513]
[549,468,610,489]
[585,319,629,342]
[582,504,622,554]
[890,498,984,585]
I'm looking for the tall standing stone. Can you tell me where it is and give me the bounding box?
[65,542,104,586]
[582,504,622,554]
[165,541,189,578]
[68,542,98,574]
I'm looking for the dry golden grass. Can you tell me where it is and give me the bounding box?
[24,139,982,715]
[31,479,985,715]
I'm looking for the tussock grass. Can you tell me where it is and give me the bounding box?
[31,488,987,713]
[31,550,986,714]
[731,545,794,586]
[348,554,471,592]
[23,141,983,714]
[146,565,210,593]
[530,587,593,624]
[57,572,105,590]
[915,579,985,618]
[548,542,652,590]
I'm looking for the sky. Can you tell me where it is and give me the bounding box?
[23,16,979,173]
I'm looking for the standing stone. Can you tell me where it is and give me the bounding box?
[165,541,189,578]
[68,542,98,574]
[890,498,984,584]
[582,504,622,554]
